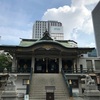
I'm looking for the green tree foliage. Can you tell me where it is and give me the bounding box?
[0,52,12,71]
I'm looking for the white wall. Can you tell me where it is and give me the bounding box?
[77,58,87,69]
[77,57,100,70]
[15,75,30,95]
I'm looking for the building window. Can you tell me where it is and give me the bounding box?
[80,64,83,73]
[95,60,100,70]
[86,60,93,71]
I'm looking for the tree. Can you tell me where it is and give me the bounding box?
[0,52,12,71]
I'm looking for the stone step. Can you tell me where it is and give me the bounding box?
[30,96,68,99]
[30,91,68,93]
[29,73,69,100]
[29,92,68,95]
[29,98,68,100]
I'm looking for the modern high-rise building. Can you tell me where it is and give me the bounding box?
[32,20,64,40]
[92,1,100,56]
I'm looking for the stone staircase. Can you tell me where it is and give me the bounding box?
[29,73,69,100]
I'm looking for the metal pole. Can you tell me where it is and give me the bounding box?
[69,80,73,97]
[26,80,29,94]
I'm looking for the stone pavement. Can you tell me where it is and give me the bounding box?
[30,73,69,100]
[72,97,84,100]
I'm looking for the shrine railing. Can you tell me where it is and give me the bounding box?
[63,68,94,74]
[0,67,31,73]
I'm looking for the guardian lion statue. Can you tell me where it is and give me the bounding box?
[7,74,17,86]
[85,75,95,86]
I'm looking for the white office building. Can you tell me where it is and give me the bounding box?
[32,20,64,40]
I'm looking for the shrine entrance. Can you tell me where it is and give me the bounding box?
[34,58,59,73]
[17,59,31,73]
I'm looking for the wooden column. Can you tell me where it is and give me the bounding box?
[12,53,17,72]
[59,57,62,72]
[31,55,35,73]
[78,77,82,96]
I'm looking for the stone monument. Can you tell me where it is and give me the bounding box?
[84,75,100,100]
[1,74,18,100]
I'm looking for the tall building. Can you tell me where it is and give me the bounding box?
[32,20,64,40]
[92,1,100,56]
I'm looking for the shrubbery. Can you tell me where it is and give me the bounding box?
[0,52,12,71]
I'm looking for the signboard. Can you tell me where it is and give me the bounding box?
[50,26,63,33]
[24,95,29,100]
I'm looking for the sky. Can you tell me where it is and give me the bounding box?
[0,0,99,47]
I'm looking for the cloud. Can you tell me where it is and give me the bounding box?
[72,0,99,6]
[0,0,99,47]
[81,18,93,34]
[0,26,32,45]
[42,0,99,47]
[0,0,34,45]
[42,4,90,39]
[85,42,96,47]
[71,28,79,40]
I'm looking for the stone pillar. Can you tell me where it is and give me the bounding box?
[73,60,77,73]
[92,60,95,71]
[12,54,17,72]
[31,55,35,73]
[59,57,62,72]
[75,58,78,73]
[78,77,82,96]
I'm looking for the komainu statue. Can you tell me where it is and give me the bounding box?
[85,75,97,90]
[7,74,17,86]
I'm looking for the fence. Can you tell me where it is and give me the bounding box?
[63,68,94,74]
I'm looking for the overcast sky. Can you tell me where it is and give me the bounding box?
[0,0,99,47]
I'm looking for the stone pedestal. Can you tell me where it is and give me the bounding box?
[1,74,18,100]
[84,96,100,100]
[84,90,100,100]
[1,85,18,100]
[83,75,100,100]
[1,91,18,100]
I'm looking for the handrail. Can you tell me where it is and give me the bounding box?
[24,67,33,100]
[61,68,72,97]
[29,67,33,92]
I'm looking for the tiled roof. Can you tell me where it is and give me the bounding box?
[19,39,76,48]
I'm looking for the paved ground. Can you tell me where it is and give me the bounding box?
[72,97,84,100]
[72,89,85,100]
[0,90,87,100]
